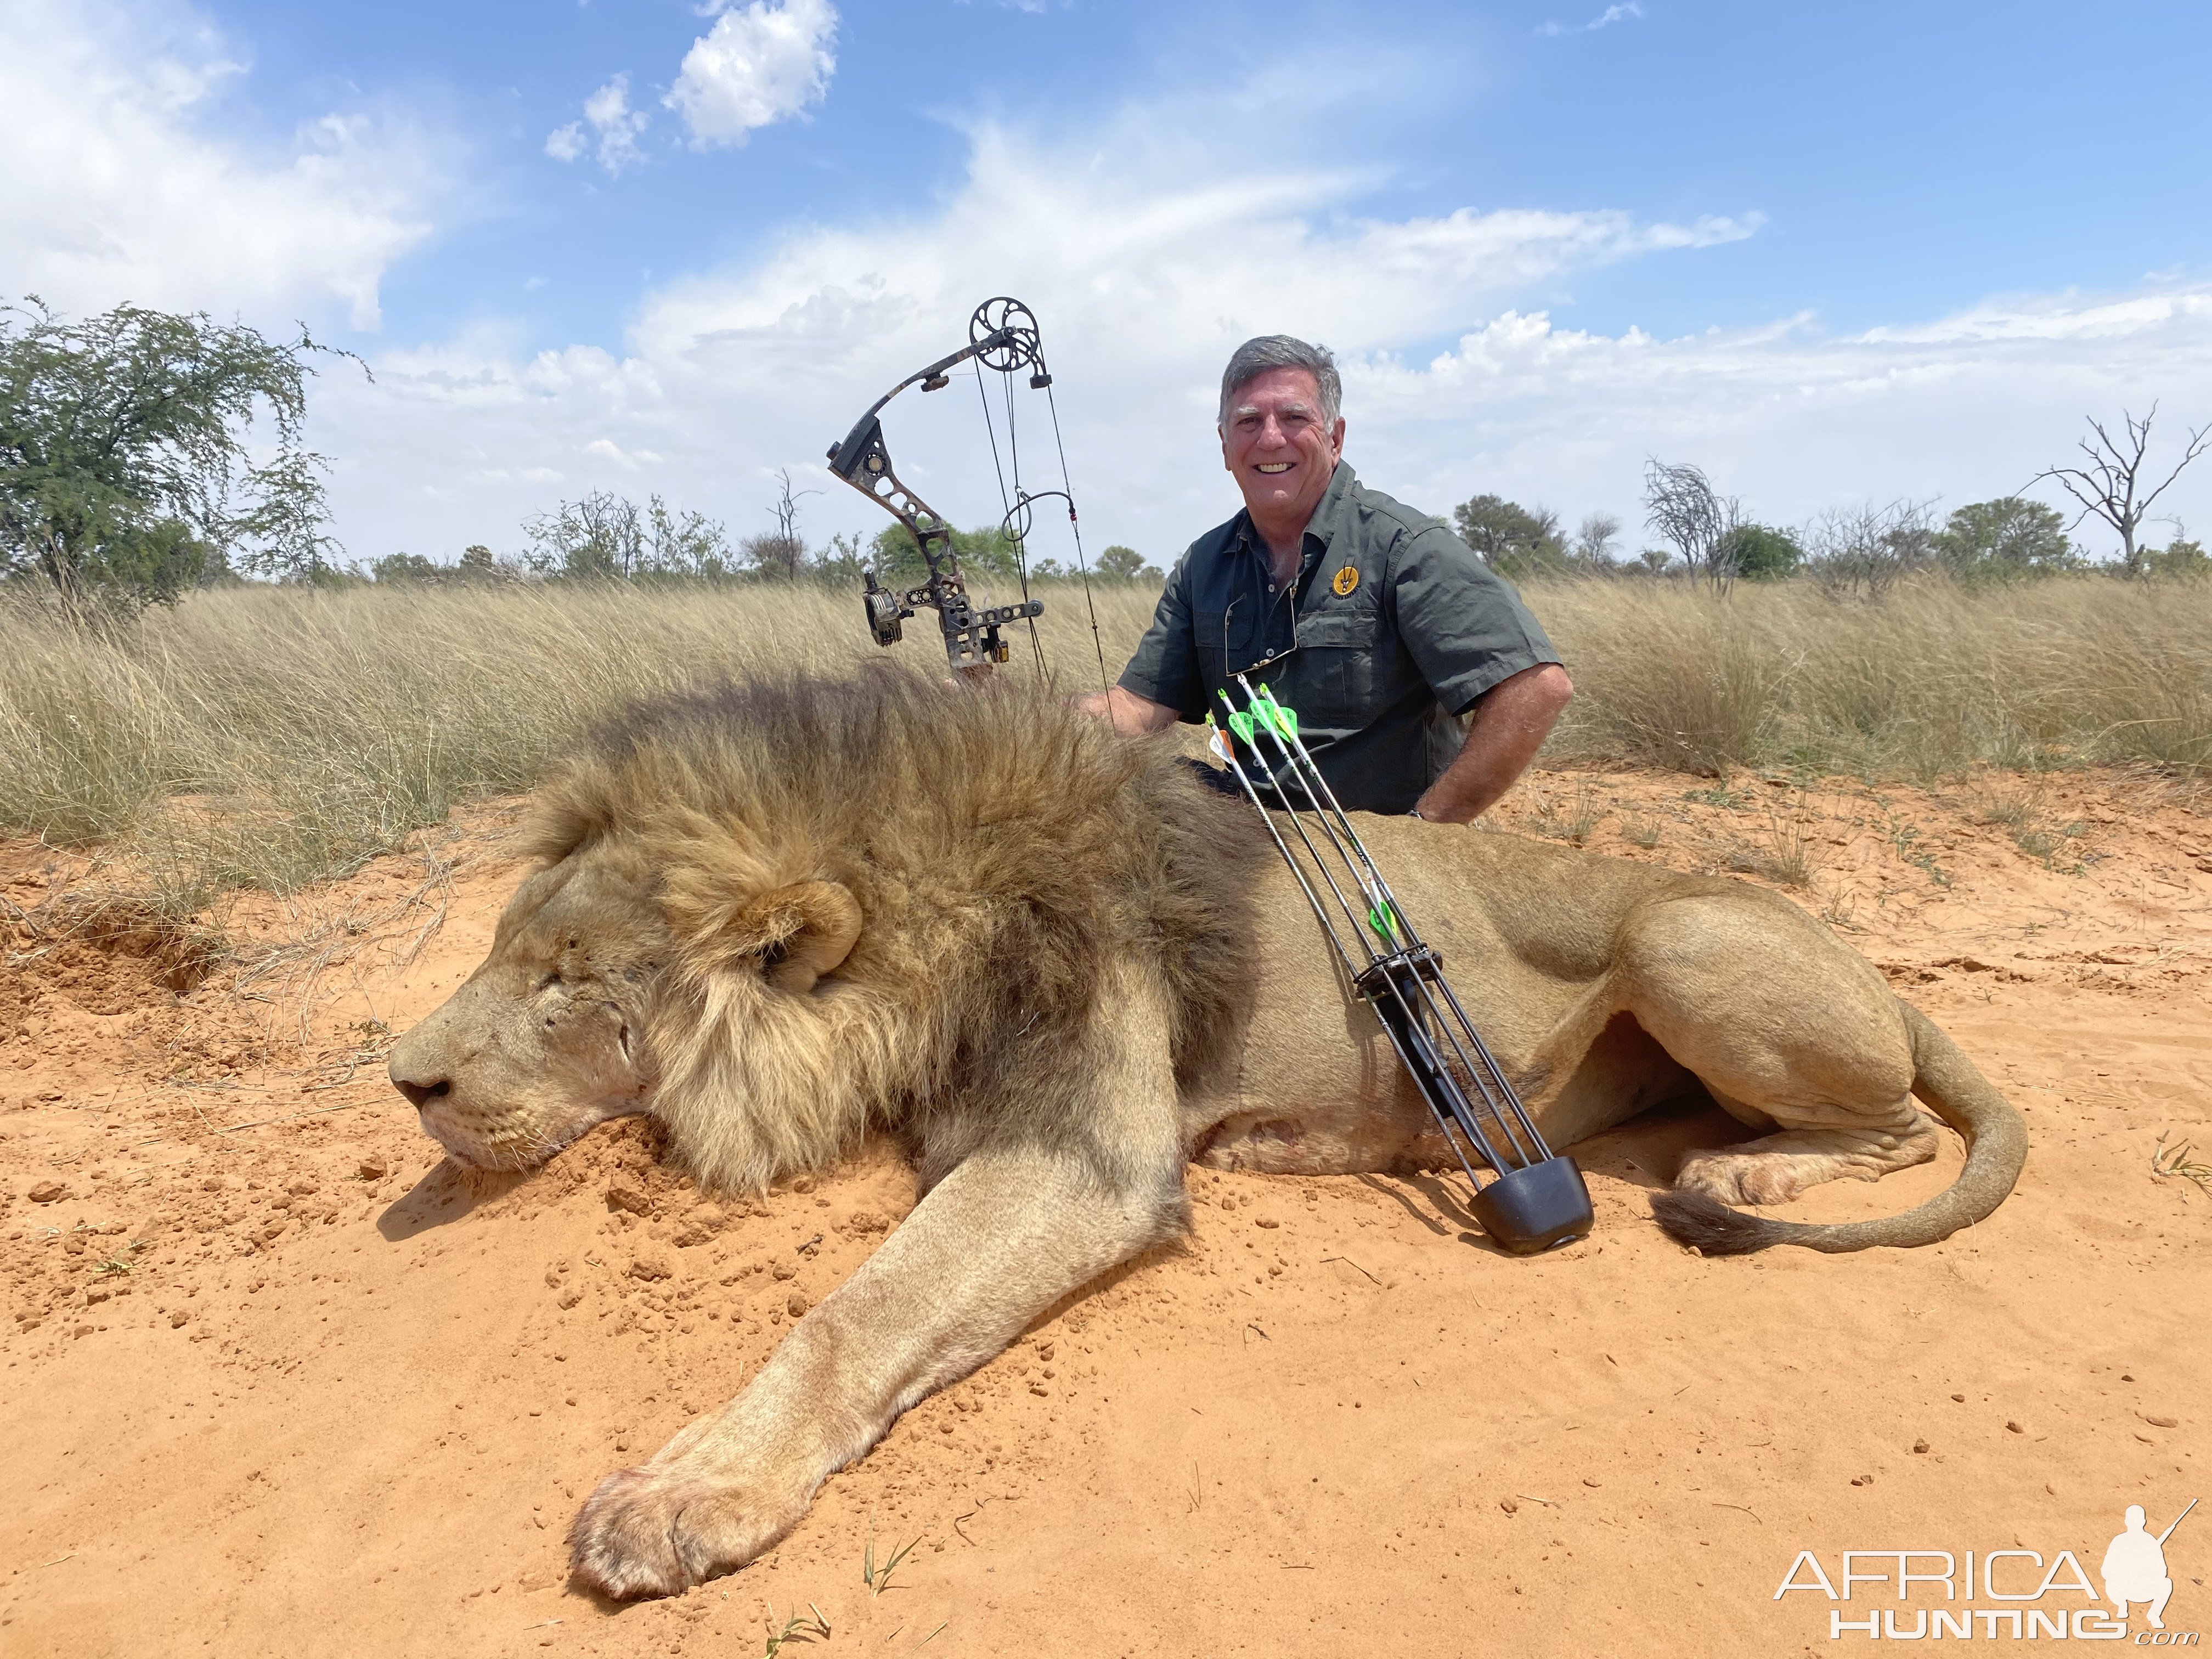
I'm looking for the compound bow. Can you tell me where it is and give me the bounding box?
[826,296,1092,679]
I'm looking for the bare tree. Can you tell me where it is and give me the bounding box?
[1570,511,1622,569]
[2027,405,2210,579]
[1803,500,1937,601]
[741,466,821,579]
[1642,460,1740,589]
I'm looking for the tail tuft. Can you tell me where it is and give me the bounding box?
[1650,1189,1793,1256]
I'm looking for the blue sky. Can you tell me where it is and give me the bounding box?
[7,0,2212,569]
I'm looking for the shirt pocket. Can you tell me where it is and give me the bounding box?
[1195,607,1259,685]
[1293,606,1381,725]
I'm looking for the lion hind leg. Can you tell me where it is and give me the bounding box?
[1675,1101,1942,1206]
[568,962,1187,1601]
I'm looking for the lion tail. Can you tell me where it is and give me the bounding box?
[1648,1001,2029,1256]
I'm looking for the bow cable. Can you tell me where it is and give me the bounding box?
[1042,380,1111,694]
[970,357,1048,676]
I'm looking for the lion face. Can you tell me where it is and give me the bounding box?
[387,849,669,1170]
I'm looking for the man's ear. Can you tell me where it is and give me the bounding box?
[665,877,862,994]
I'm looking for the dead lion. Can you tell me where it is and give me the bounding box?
[386,669,2024,1600]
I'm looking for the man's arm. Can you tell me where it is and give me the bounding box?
[1071,685,1182,735]
[1412,662,1572,823]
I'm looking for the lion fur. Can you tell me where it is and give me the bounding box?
[520,667,1268,1199]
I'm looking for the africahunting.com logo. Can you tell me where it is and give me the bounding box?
[1774,1500,2198,1643]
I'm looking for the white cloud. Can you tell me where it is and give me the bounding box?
[545,74,650,173]
[0,0,442,329]
[309,92,2212,575]
[1539,2,1644,38]
[308,109,1758,561]
[1354,287,2212,552]
[667,0,838,148]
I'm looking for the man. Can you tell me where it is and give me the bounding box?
[1079,335,1571,821]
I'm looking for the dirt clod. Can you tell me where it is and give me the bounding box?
[29,1180,66,1203]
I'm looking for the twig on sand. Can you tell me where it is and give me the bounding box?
[1244,1323,1270,1343]
[917,1623,948,1649]
[43,1553,75,1567]
[1712,1502,1762,1521]
[1516,1494,1559,1509]
[1320,1255,1379,1284]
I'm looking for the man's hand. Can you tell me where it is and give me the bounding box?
[1072,685,1182,736]
[1412,663,1573,824]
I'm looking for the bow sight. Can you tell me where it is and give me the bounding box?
[827,297,1062,678]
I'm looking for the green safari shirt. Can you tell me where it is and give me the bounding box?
[1117,461,1561,814]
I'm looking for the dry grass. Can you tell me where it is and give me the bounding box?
[1537,575,2212,780]
[2,572,2208,911]
[0,578,1156,913]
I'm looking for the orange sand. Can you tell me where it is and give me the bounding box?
[3,769,2207,1657]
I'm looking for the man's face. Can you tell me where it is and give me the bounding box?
[1220,366,1346,529]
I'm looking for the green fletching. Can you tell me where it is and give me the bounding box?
[1253,686,1299,738]
[1366,902,1402,944]
[1227,709,1255,744]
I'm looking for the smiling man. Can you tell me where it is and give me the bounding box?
[1080,335,1572,821]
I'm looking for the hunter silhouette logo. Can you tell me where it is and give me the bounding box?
[1774,1498,2199,1642]
[2106,1502,2196,1631]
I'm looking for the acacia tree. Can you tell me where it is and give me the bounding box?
[0,297,352,612]
[2028,405,2209,579]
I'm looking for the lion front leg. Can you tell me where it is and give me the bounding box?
[568,968,1187,1600]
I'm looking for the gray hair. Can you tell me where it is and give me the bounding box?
[1218,335,1341,428]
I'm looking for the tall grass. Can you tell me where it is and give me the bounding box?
[2,574,2207,907]
[1538,577,2212,780]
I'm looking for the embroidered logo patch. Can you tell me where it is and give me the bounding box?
[1331,565,1360,596]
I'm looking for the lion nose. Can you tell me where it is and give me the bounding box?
[391,1073,452,1111]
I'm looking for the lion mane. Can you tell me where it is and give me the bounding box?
[517,667,1268,1198]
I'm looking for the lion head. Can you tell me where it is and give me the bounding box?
[387,669,1263,1195]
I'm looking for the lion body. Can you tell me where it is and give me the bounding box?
[386,669,2026,1600]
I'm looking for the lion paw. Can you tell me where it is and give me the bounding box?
[567,1466,800,1600]
[1674,1152,1809,1208]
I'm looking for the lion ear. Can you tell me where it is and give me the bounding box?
[716,879,863,994]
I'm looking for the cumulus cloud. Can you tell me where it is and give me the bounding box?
[546,74,650,173]
[308,86,2212,572]
[667,0,838,148]
[308,108,1760,559]
[1355,287,2212,550]
[0,0,442,329]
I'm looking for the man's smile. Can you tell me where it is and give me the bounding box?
[1255,461,1293,473]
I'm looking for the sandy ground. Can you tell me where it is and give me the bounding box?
[3,767,2208,1658]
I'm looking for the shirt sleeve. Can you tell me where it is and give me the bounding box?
[1115,546,1207,720]
[1389,523,1562,715]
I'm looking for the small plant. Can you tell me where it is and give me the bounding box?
[762,1604,832,1656]
[1758,799,1814,887]
[1535,779,1603,845]
[862,1519,921,1597]
[1619,812,1663,849]
[2152,1136,2212,1200]
[1684,785,1747,810]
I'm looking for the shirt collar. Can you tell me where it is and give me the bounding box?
[1232,460,1360,572]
